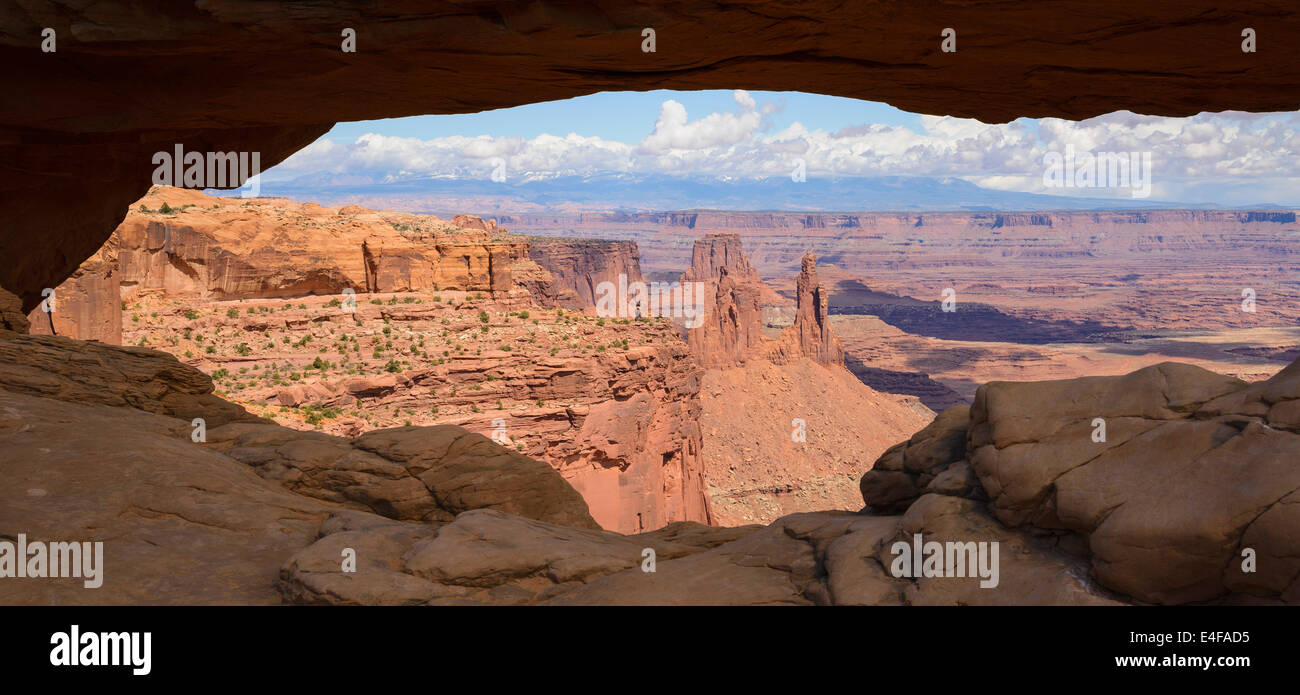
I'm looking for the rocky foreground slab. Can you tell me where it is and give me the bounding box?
[1,308,1295,605]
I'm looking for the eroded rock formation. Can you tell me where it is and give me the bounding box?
[766,254,845,367]
[862,361,1300,604]
[681,236,928,524]
[29,190,712,535]
[6,2,1300,312]
[687,240,844,369]
[688,265,770,369]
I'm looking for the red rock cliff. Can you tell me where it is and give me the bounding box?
[25,244,121,344]
[527,239,644,309]
[38,189,574,340]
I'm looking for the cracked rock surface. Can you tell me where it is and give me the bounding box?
[867,361,1300,604]
[2,330,1295,605]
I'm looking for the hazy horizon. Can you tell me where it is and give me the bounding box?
[243,90,1300,210]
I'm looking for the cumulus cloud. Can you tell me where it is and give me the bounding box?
[638,90,767,154]
[264,92,1300,204]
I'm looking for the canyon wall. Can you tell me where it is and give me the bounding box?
[43,188,675,341]
[25,244,121,344]
[63,189,717,534]
[505,209,1300,276]
[508,209,1300,332]
[362,236,524,295]
[113,190,525,300]
[348,304,710,534]
[526,239,644,308]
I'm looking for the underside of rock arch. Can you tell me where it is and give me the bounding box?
[3,1,1300,310]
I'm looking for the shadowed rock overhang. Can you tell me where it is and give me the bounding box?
[3,1,1300,310]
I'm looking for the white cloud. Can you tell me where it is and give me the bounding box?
[264,95,1300,205]
[638,90,765,154]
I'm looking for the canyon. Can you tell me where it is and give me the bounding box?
[504,210,1300,334]
[3,0,1299,609]
[5,303,1295,605]
[12,188,1300,605]
[32,188,928,534]
[502,211,1300,411]
[27,188,1300,536]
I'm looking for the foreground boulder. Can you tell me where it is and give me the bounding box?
[0,333,258,428]
[2,329,1295,605]
[279,493,1117,605]
[865,361,1300,604]
[861,404,973,513]
[0,335,601,604]
[0,389,330,605]
[206,423,599,529]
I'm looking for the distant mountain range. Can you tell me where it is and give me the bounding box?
[237,172,1269,213]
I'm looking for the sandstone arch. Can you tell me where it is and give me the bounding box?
[3,1,1300,310]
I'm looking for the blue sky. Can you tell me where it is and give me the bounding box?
[322,91,930,144]
[266,90,1300,206]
